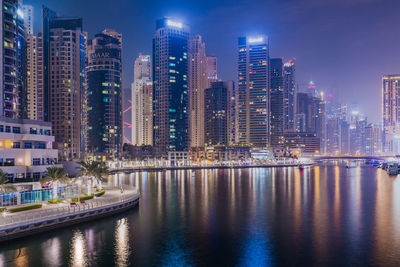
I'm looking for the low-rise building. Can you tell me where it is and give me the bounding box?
[283,132,320,156]
[0,117,60,181]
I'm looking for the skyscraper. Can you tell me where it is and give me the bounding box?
[283,59,296,131]
[204,81,236,146]
[206,55,218,83]
[86,32,122,160]
[153,18,189,156]
[269,58,284,148]
[39,6,86,159]
[204,82,228,146]
[365,124,381,155]
[382,75,400,154]
[238,36,269,148]
[189,35,208,149]
[1,0,27,118]
[132,54,152,146]
[21,4,38,120]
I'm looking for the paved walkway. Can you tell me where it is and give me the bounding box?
[0,188,139,227]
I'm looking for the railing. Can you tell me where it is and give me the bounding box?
[0,189,139,229]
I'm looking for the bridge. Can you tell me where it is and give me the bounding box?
[314,156,388,161]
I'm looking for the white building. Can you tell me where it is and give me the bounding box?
[131,54,153,146]
[0,117,60,181]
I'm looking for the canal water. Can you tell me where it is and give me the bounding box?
[1,165,400,266]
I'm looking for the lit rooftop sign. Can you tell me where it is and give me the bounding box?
[248,37,264,43]
[167,20,183,28]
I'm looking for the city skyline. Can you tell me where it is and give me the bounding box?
[23,0,400,125]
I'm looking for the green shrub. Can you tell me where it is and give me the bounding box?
[9,204,42,213]
[0,207,6,212]
[95,190,106,197]
[71,195,94,202]
[48,199,62,204]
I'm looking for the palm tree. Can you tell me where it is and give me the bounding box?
[40,167,70,185]
[0,170,17,194]
[77,161,109,195]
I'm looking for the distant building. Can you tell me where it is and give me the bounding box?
[153,18,190,156]
[283,59,296,131]
[339,120,350,155]
[0,117,60,181]
[295,113,306,132]
[206,55,218,83]
[326,118,340,155]
[86,32,123,160]
[238,36,269,148]
[39,6,86,159]
[123,143,155,160]
[189,35,208,149]
[365,124,381,155]
[132,54,152,146]
[382,75,400,154]
[269,58,284,148]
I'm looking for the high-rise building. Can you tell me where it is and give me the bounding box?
[86,32,122,160]
[382,75,400,154]
[269,58,284,148]
[339,120,350,155]
[365,124,381,155]
[39,6,86,159]
[153,18,189,156]
[132,54,152,146]
[283,59,295,131]
[204,82,228,146]
[1,0,27,119]
[206,55,217,83]
[21,4,33,34]
[326,117,340,155]
[238,36,269,148]
[21,4,38,120]
[204,81,236,146]
[189,35,208,149]
[26,34,37,120]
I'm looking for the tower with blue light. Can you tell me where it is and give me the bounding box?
[237,35,270,148]
[153,18,190,156]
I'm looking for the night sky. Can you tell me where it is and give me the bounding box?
[26,0,400,125]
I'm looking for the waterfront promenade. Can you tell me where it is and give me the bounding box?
[110,162,313,174]
[0,188,140,242]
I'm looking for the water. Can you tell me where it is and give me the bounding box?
[1,165,400,266]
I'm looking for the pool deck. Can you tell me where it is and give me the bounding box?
[0,188,140,242]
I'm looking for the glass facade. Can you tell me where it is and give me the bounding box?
[0,185,78,206]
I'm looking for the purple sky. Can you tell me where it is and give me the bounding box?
[27,0,400,127]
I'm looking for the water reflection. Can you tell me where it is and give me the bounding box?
[1,166,400,266]
[70,230,87,267]
[115,218,130,267]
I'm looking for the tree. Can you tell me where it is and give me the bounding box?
[40,167,70,185]
[77,161,109,195]
[0,170,17,194]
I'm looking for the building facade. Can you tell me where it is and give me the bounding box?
[382,75,400,154]
[269,58,284,148]
[1,0,27,119]
[153,18,189,156]
[238,36,269,148]
[39,7,86,159]
[206,55,217,83]
[86,32,122,160]
[283,59,296,132]
[0,117,60,181]
[131,54,152,146]
[189,35,208,149]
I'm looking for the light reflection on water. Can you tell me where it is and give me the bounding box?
[0,166,400,266]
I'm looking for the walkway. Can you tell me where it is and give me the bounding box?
[0,188,139,229]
